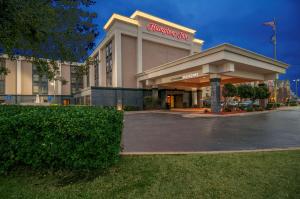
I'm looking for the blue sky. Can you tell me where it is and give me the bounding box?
[89,0,300,94]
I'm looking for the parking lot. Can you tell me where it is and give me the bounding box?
[122,109,300,152]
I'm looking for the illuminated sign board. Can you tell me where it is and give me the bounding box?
[170,72,200,82]
[146,23,189,41]
[182,73,199,80]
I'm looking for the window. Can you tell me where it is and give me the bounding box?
[32,64,48,95]
[70,65,83,95]
[0,59,5,94]
[86,69,90,87]
[106,41,113,87]
[94,54,99,87]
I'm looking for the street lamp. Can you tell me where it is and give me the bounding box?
[293,79,300,98]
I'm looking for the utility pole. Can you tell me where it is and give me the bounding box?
[294,79,300,98]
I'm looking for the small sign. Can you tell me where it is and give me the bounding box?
[48,96,53,101]
[182,72,199,80]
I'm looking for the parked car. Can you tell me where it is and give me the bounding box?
[228,101,239,106]
[238,100,253,108]
[253,100,260,107]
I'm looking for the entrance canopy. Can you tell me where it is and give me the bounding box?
[137,43,288,89]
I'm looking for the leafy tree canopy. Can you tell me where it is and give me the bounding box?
[254,83,270,100]
[237,84,254,99]
[222,83,237,98]
[0,0,98,62]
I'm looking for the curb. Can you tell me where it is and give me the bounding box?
[120,147,300,155]
[125,107,299,118]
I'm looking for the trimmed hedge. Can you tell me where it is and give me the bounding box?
[0,105,123,174]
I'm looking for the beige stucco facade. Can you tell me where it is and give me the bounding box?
[0,57,74,96]
[88,10,203,89]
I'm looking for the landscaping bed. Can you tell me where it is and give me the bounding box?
[0,150,299,198]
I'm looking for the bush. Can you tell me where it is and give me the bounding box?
[223,107,232,112]
[123,106,140,111]
[0,105,123,174]
[289,101,298,106]
[266,103,280,110]
[246,107,254,112]
[255,107,264,111]
[143,96,160,109]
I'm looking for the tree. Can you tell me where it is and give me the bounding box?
[222,83,237,109]
[253,83,270,108]
[237,84,254,101]
[0,65,10,77]
[0,0,98,62]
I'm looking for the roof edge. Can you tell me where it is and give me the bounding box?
[104,14,139,31]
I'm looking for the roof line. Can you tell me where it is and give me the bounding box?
[137,43,288,76]
[104,14,139,30]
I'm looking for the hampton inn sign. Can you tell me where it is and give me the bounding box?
[147,23,189,40]
[1,10,288,113]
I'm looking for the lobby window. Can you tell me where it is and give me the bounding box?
[70,65,83,94]
[94,54,99,87]
[0,59,5,94]
[106,41,112,87]
[32,64,48,94]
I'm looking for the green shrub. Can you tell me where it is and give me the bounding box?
[289,101,298,106]
[266,102,280,110]
[255,107,264,111]
[223,107,232,112]
[143,96,160,109]
[123,106,140,111]
[0,105,123,174]
[246,107,254,112]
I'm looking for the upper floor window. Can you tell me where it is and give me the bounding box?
[0,59,5,94]
[32,64,48,94]
[70,65,83,94]
[106,41,113,87]
[94,54,99,87]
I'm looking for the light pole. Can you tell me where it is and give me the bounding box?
[293,79,300,98]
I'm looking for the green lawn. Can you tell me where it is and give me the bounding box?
[0,150,299,199]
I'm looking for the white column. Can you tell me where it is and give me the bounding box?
[114,30,122,87]
[57,62,62,95]
[137,26,143,73]
[16,60,22,95]
[192,88,197,106]
[137,26,143,88]
[98,50,101,86]
[89,61,95,87]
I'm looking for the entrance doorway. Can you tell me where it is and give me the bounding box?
[167,94,183,108]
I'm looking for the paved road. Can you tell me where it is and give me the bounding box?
[122,109,300,152]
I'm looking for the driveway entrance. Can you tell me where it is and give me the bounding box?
[122,109,300,152]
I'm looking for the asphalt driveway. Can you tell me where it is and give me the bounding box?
[122,109,300,152]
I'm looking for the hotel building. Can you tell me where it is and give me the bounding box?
[0,11,288,112]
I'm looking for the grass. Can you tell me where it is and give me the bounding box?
[0,150,299,199]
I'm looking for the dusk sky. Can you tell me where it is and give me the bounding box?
[89,0,300,94]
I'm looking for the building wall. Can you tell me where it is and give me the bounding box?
[61,64,71,95]
[21,61,32,95]
[5,59,17,94]
[142,39,190,71]
[121,34,137,88]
